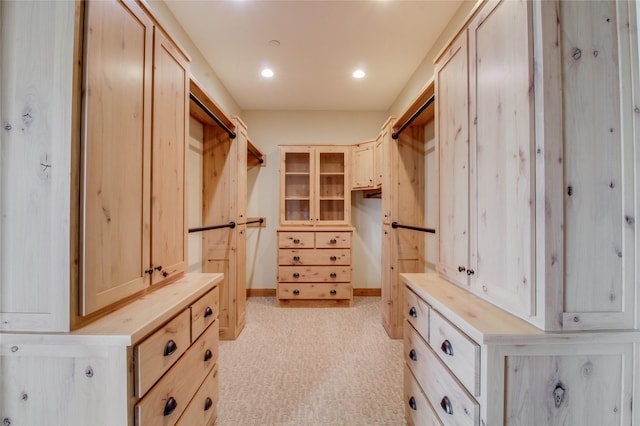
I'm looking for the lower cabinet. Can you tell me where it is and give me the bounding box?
[0,274,222,426]
[402,273,640,426]
[277,228,353,307]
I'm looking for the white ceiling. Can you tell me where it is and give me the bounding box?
[165,0,463,112]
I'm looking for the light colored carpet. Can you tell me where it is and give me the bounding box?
[215,297,406,425]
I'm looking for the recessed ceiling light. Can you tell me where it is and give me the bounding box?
[261,68,274,78]
[353,69,366,79]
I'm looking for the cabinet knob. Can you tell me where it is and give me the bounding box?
[204,349,213,362]
[440,340,454,356]
[204,307,213,318]
[293,255,300,261]
[408,396,417,411]
[293,289,300,295]
[163,340,177,357]
[293,272,300,278]
[409,307,417,318]
[409,349,417,362]
[204,397,213,412]
[330,256,337,261]
[163,397,178,416]
[330,272,337,278]
[155,265,162,271]
[440,396,453,415]
[466,269,475,276]
[145,268,154,275]
[458,266,466,272]
[330,289,337,295]
[330,238,337,244]
[293,239,300,244]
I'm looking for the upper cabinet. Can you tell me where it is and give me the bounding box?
[435,0,639,331]
[80,0,190,317]
[280,145,350,226]
[350,140,376,190]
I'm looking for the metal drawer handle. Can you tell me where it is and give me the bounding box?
[408,396,417,411]
[458,266,466,272]
[163,340,177,357]
[466,269,475,276]
[330,238,337,244]
[330,272,337,278]
[293,272,300,278]
[330,289,337,295]
[293,255,300,261]
[204,307,213,318]
[204,397,213,411]
[440,396,453,415]
[293,239,300,244]
[330,256,337,261]
[409,307,417,318]
[409,349,417,361]
[441,340,454,356]
[164,397,178,416]
[204,349,213,362]
[293,289,300,295]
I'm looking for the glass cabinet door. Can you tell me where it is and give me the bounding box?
[317,150,345,222]
[283,150,311,223]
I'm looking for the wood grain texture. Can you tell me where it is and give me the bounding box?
[404,365,443,426]
[176,364,219,426]
[351,140,376,189]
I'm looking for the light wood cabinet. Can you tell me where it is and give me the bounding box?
[80,0,189,316]
[280,145,351,226]
[350,139,376,190]
[402,273,640,426]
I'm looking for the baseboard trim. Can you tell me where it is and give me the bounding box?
[247,288,381,297]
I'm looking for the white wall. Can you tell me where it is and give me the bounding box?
[242,110,387,290]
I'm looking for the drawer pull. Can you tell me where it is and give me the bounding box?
[440,340,454,356]
[293,255,300,261]
[293,272,300,278]
[204,349,213,362]
[330,272,337,278]
[466,269,475,276]
[458,266,466,272]
[293,239,300,244]
[330,238,337,244]
[163,397,178,416]
[204,307,213,318]
[409,307,417,318]
[293,289,300,295]
[409,349,417,361]
[330,289,337,295]
[330,256,337,261]
[163,340,177,357]
[440,396,453,415]
[408,396,417,411]
[204,397,213,411]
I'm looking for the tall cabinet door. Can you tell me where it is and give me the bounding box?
[435,30,470,288]
[280,146,313,225]
[316,147,350,225]
[468,0,535,316]
[150,29,189,286]
[80,0,153,315]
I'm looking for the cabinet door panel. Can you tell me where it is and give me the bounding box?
[81,0,153,315]
[151,29,189,285]
[469,0,535,316]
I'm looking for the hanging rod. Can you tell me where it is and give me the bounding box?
[246,218,264,225]
[392,94,435,140]
[365,191,382,198]
[248,147,264,164]
[189,221,236,233]
[189,93,236,139]
[391,221,435,234]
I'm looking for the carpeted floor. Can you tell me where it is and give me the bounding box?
[215,296,406,425]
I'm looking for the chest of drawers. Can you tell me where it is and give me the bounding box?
[277,228,353,307]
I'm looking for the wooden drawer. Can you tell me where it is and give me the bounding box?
[404,364,443,426]
[176,363,219,426]
[135,309,191,397]
[404,322,478,426]
[278,249,350,266]
[429,309,480,396]
[315,231,351,248]
[278,231,314,248]
[404,287,430,342]
[278,266,351,283]
[191,287,219,342]
[278,283,352,299]
[135,320,219,425]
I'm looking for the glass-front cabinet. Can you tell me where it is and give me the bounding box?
[279,145,350,226]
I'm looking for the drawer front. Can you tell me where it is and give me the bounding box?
[404,287,430,342]
[135,309,191,397]
[135,320,219,425]
[278,266,351,283]
[278,249,351,266]
[404,364,443,426]
[404,322,478,426]
[315,231,351,248]
[191,287,219,342]
[278,283,352,300]
[176,364,219,426]
[278,232,314,248]
[429,309,480,396]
